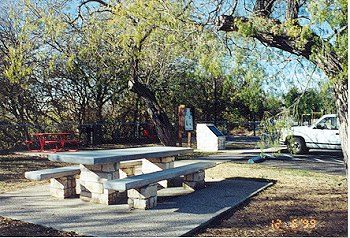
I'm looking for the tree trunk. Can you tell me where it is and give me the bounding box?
[333,78,348,171]
[128,79,177,146]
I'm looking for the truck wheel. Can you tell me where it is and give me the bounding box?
[287,137,308,154]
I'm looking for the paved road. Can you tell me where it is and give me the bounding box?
[195,142,346,176]
[209,149,345,176]
[219,136,346,176]
[257,149,346,176]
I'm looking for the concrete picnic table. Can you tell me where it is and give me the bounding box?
[48,146,193,204]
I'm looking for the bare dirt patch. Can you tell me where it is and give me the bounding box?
[0,154,74,193]
[0,153,348,237]
[0,216,81,237]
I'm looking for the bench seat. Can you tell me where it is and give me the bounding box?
[104,162,216,209]
[25,166,81,198]
[44,140,60,144]
[25,166,80,180]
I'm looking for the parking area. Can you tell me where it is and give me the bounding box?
[220,136,346,176]
[194,138,346,176]
[258,149,345,176]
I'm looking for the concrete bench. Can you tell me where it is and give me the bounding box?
[25,166,81,198]
[104,162,216,209]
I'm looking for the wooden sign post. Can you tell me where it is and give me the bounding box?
[178,105,185,147]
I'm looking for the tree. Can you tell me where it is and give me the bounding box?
[228,48,267,121]
[215,0,348,169]
[283,86,337,121]
[0,2,50,138]
[5,0,234,146]
[65,0,206,146]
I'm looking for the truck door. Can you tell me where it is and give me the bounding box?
[311,116,341,149]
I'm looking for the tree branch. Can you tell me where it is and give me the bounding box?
[216,15,343,78]
[80,0,111,8]
[253,0,276,17]
[286,0,300,20]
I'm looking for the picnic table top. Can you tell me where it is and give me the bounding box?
[47,146,193,165]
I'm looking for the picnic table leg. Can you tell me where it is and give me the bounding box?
[127,183,158,209]
[79,162,126,205]
[143,157,176,188]
[50,176,78,198]
[39,138,45,151]
[183,170,206,190]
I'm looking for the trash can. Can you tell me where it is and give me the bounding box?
[92,124,102,145]
[80,124,102,145]
[80,124,93,145]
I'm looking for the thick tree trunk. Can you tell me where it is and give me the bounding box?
[333,78,348,171]
[312,47,348,172]
[128,79,177,146]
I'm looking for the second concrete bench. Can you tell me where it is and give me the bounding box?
[104,162,216,209]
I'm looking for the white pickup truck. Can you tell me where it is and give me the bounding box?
[281,114,341,154]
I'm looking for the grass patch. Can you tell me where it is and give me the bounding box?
[0,154,72,194]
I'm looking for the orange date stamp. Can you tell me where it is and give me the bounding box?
[271,218,317,230]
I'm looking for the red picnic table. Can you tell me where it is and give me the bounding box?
[25,132,80,152]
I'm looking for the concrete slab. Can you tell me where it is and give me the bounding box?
[0,178,272,237]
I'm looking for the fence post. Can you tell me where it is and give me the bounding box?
[253,114,256,136]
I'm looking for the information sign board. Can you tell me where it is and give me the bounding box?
[185,108,193,131]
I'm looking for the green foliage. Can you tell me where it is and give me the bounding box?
[307,0,347,83]
[307,0,347,29]
[258,111,293,151]
[235,18,257,37]
[222,47,270,121]
[283,85,336,120]
[2,8,36,86]
[3,46,32,84]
